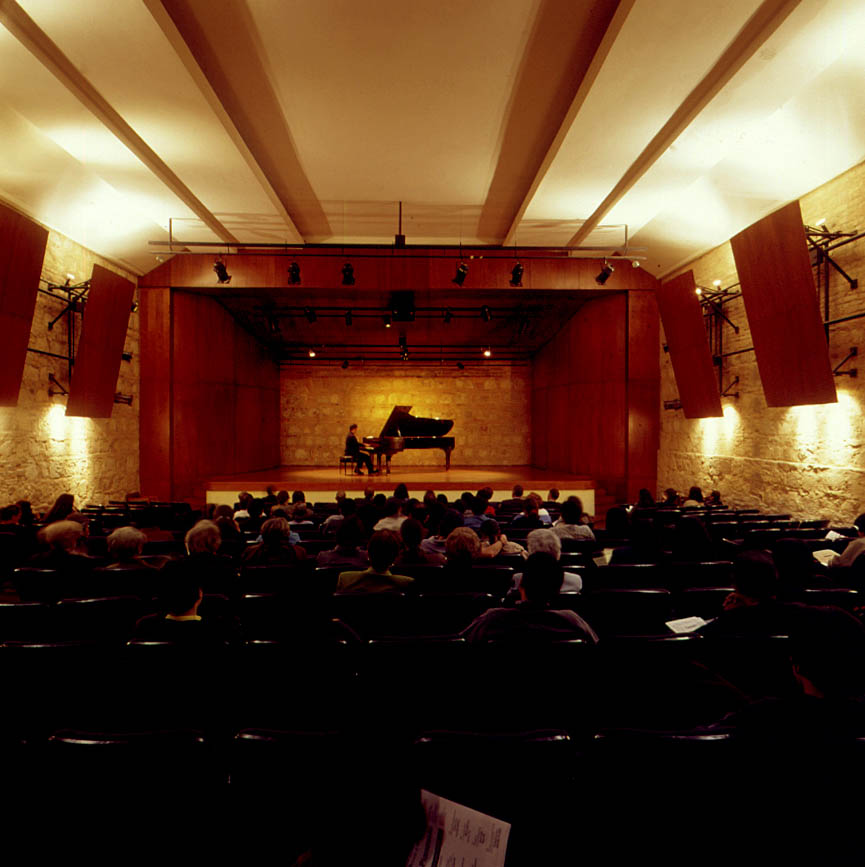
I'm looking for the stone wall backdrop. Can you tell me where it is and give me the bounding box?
[659,160,865,521]
[0,228,139,512]
[281,363,531,466]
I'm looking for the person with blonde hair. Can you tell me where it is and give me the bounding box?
[159,519,236,595]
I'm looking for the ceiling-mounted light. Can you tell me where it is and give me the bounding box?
[304,307,317,323]
[130,300,139,313]
[443,309,453,324]
[453,262,469,286]
[342,263,355,286]
[631,260,641,269]
[383,314,392,328]
[341,359,349,369]
[480,305,492,322]
[308,348,316,358]
[815,218,826,227]
[483,347,492,358]
[695,288,703,297]
[456,362,465,370]
[287,262,301,285]
[595,261,613,285]
[345,310,353,326]
[214,259,231,284]
[510,263,523,287]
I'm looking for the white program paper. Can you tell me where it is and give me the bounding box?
[406,790,510,867]
[824,530,843,542]
[666,616,709,634]
[813,549,839,567]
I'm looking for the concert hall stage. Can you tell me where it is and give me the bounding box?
[205,465,598,515]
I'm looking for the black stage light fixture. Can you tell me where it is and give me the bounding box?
[443,308,453,324]
[341,359,349,369]
[214,259,231,284]
[121,352,133,362]
[456,361,465,370]
[345,310,353,326]
[390,290,416,322]
[304,307,317,323]
[480,305,492,322]
[595,260,614,285]
[453,262,469,286]
[130,300,139,313]
[383,314,392,328]
[342,263,355,285]
[510,262,523,287]
[287,262,301,285]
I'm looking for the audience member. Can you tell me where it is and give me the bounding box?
[290,502,315,524]
[773,537,830,592]
[459,493,488,531]
[660,488,680,508]
[509,497,545,529]
[527,492,552,524]
[242,517,307,565]
[609,516,662,564]
[682,486,704,508]
[394,518,445,566]
[26,520,95,574]
[159,520,237,595]
[461,552,598,643]
[104,526,155,570]
[669,515,714,562]
[16,500,35,527]
[0,503,35,564]
[512,529,583,593]
[547,488,560,505]
[553,498,595,541]
[322,494,354,534]
[393,483,409,502]
[444,526,481,569]
[43,493,75,525]
[373,497,406,532]
[636,488,655,508]
[478,520,526,559]
[476,487,496,516]
[337,530,413,593]
[262,486,279,507]
[233,491,253,514]
[500,484,525,510]
[827,513,865,569]
[317,517,369,569]
[212,506,245,559]
[704,489,725,508]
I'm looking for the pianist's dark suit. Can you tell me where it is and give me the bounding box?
[345,433,374,473]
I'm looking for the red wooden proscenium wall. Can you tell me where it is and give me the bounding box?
[139,288,280,501]
[532,289,660,501]
[0,204,48,406]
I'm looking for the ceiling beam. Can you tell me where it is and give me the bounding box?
[568,0,801,247]
[478,0,634,247]
[0,0,238,245]
[146,0,330,243]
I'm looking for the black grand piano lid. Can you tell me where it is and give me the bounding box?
[379,405,454,438]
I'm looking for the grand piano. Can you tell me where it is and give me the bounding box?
[363,405,455,473]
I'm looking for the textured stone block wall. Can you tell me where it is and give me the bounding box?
[0,229,139,512]
[281,363,531,466]
[659,160,865,521]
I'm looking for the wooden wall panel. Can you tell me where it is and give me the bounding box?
[656,270,722,418]
[66,265,135,418]
[0,206,48,406]
[139,287,172,500]
[627,292,660,499]
[731,200,836,406]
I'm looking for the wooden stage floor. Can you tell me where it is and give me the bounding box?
[205,465,597,512]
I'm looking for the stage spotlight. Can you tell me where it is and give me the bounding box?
[341,359,349,369]
[308,348,316,358]
[695,287,702,297]
[383,314,392,328]
[345,310,353,326]
[342,263,355,285]
[595,261,613,285]
[304,307,317,323]
[130,300,139,313]
[456,362,465,370]
[510,263,523,287]
[287,262,301,285]
[121,352,133,362]
[483,347,492,358]
[443,309,453,324]
[480,305,492,322]
[214,259,231,284]
[453,262,469,286]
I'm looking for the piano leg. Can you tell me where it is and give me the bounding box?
[385,455,391,475]
[444,447,452,470]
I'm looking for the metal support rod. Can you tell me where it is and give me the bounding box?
[27,347,73,362]
[705,299,739,333]
[720,376,740,398]
[824,253,858,289]
[833,347,858,377]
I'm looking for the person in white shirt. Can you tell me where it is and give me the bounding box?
[373,497,407,532]
[829,513,865,569]
[553,498,595,541]
[512,529,583,593]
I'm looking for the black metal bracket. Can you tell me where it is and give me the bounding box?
[47,373,68,397]
[806,224,859,290]
[43,281,90,331]
[720,376,740,398]
[114,392,134,406]
[833,346,858,377]
[663,399,682,411]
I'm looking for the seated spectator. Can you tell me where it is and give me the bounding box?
[322,493,354,535]
[682,486,704,508]
[212,506,245,559]
[317,517,369,569]
[527,492,552,524]
[546,488,560,506]
[421,509,465,558]
[610,518,662,565]
[235,498,266,533]
[373,497,406,532]
[660,488,680,508]
[337,530,413,593]
[444,526,481,570]
[262,486,279,507]
[636,488,656,508]
[500,484,525,510]
[669,515,713,562]
[478,519,526,559]
[773,537,831,592]
[43,493,75,525]
[436,493,450,508]
[242,517,307,566]
[393,483,409,502]
[460,553,599,644]
[704,489,725,508]
[827,513,865,569]
[0,503,36,563]
[233,491,253,515]
[26,520,96,573]
[509,498,545,529]
[512,529,583,593]
[133,573,238,643]
[290,502,315,524]
[394,518,445,566]
[477,487,496,516]
[104,526,156,570]
[16,500,35,527]
[460,493,488,532]
[553,498,595,541]
[160,520,237,595]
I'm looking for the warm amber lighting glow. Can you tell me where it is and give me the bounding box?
[699,403,740,454]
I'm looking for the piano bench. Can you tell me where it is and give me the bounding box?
[339,455,356,474]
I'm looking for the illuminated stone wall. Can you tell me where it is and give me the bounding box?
[281,363,531,466]
[0,229,139,512]
[659,160,865,521]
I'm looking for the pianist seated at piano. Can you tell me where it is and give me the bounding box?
[344,423,378,475]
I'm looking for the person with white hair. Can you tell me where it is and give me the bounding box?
[510,528,583,593]
[25,520,95,574]
[104,526,154,570]
[159,519,237,595]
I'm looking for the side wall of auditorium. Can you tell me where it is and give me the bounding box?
[659,160,865,520]
[0,230,139,509]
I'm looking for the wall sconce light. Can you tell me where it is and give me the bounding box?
[130,301,139,313]
[114,392,134,406]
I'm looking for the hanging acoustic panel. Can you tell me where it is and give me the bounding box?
[66,265,135,417]
[656,270,722,418]
[0,206,48,406]
[731,200,836,407]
